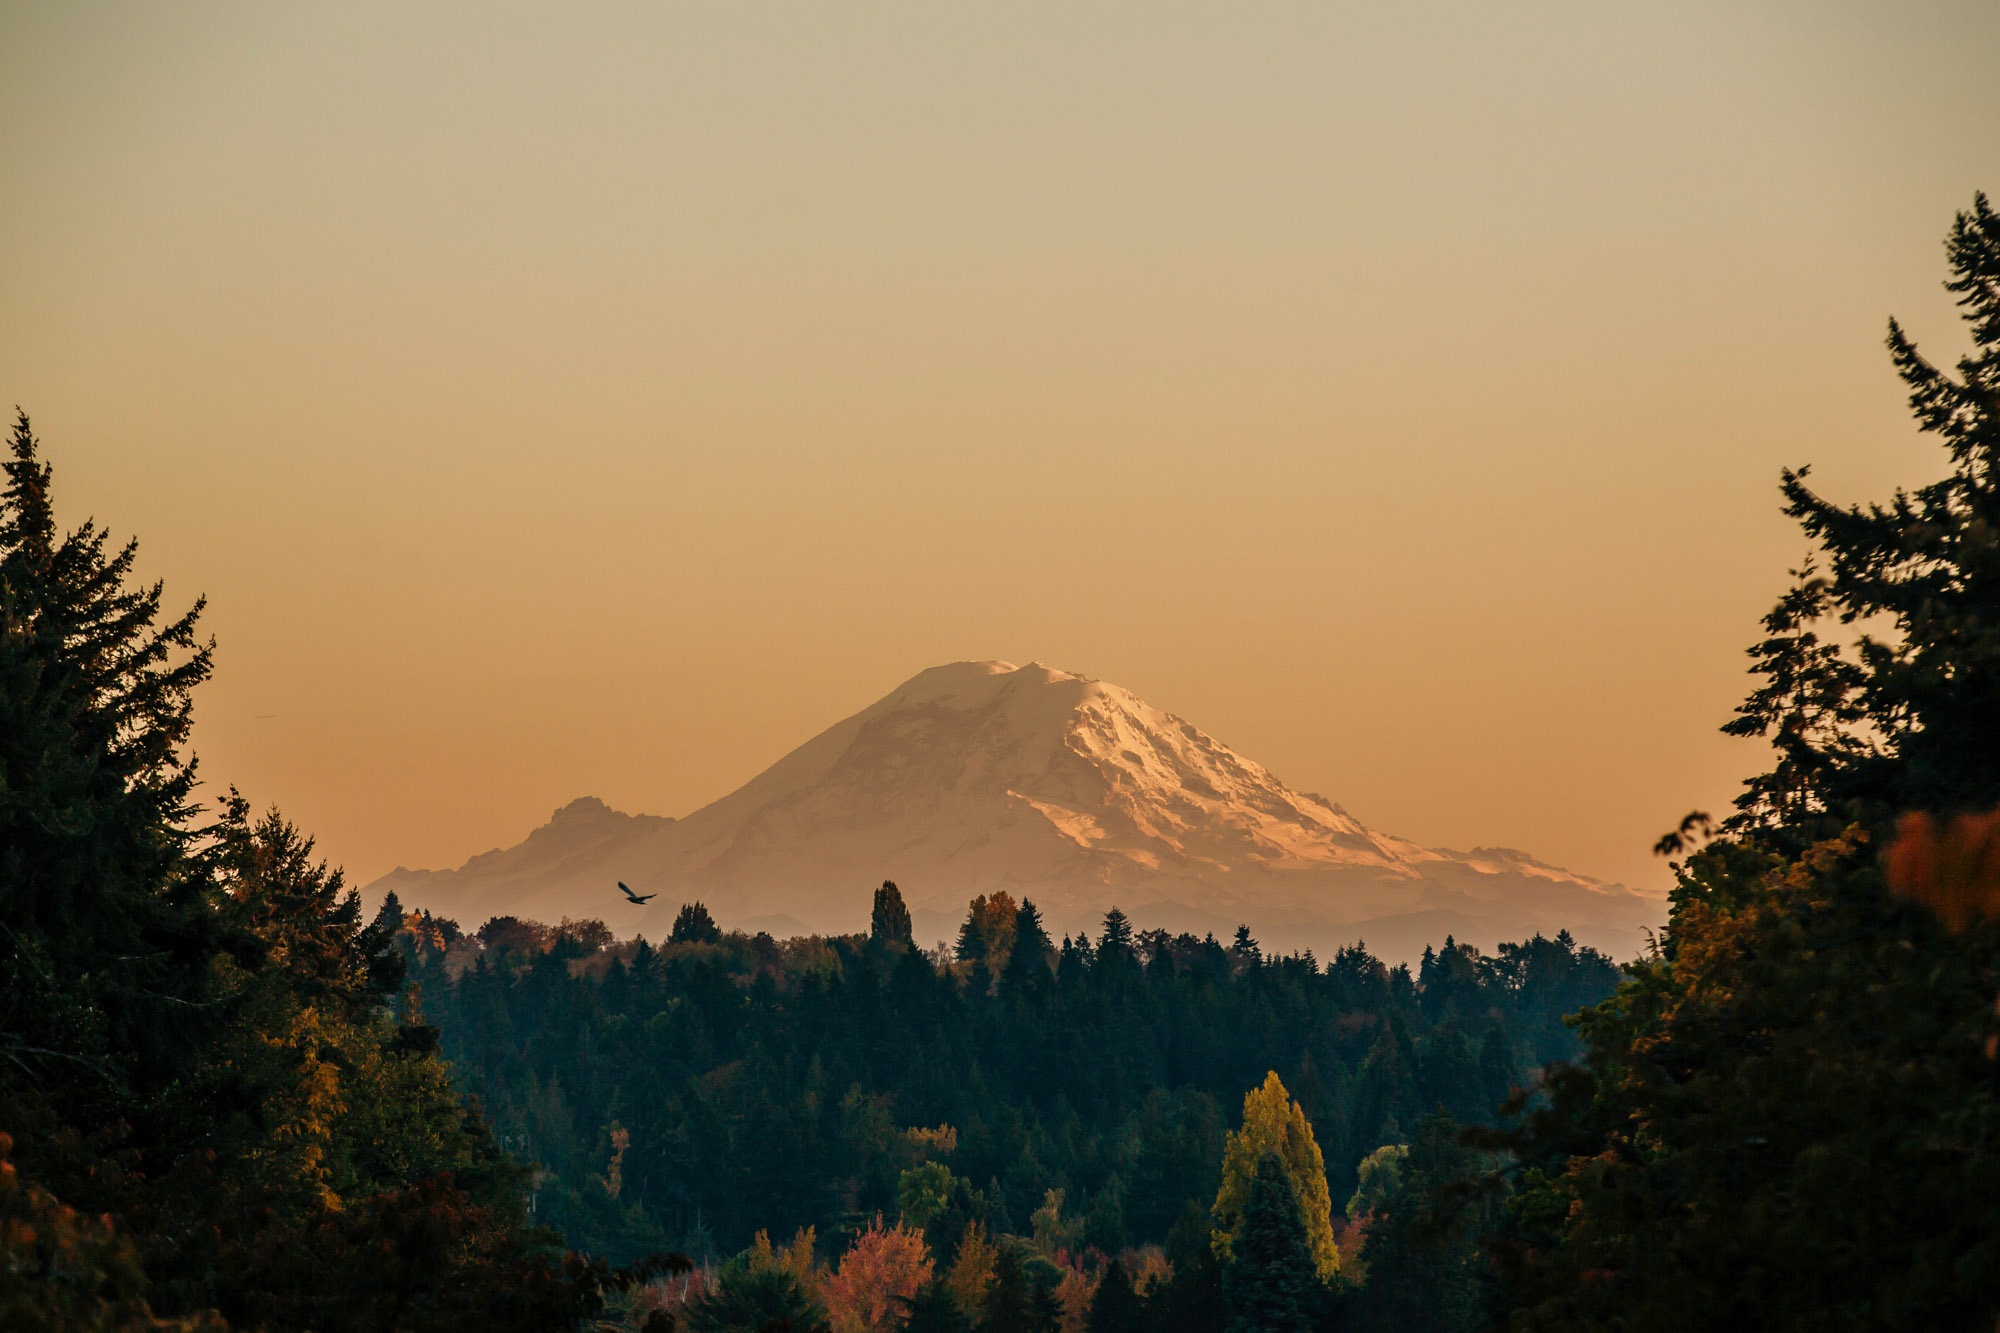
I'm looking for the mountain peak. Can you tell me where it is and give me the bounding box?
[874,659,1089,709]
[367,661,1661,960]
[551,795,617,822]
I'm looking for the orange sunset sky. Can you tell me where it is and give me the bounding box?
[3,2,1997,900]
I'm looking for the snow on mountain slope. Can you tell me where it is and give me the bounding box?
[366,661,1662,960]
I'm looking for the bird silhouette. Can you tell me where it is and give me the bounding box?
[617,881,657,905]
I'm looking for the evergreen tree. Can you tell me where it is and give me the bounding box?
[1055,933,1090,989]
[955,893,1018,972]
[420,894,1589,1283]
[980,1242,1035,1333]
[1476,1023,1517,1111]
[872,880,914,948]
[0,415,669,1330]
[669,901,722,944]
[1211,1073,1340,1281]
[1000,899,1053,993]
[1098,907,1134,955]
[1027,1273,1062,1333]
[629,936,658,991]
[1091,908,1139,993]
[1725,191,2000,838]
[1082,1178,1127,1254]
[1145,1247,1226,1333]
[956,901,989,964]
[1480,192,2000,1333]
[1085,1258,1141,1333]
[899,1277,974,1333]
[0,409,220,1098]
[1350,1115,1484,1333]
[1229,925,1261,972]
[1222,1154,1312,1333]
[684,1257,828,1333]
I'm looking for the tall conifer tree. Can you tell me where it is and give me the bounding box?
[1726,192,2000,837]
[0,410,219,1099]
[871,880,914,948]
[1222,1154,1313,1333]
[1481,192,2000,1333]
[1001,899,1053,993]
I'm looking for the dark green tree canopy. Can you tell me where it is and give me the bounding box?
[1727,192,2000,839]
[1085,1257,1141,1333]
[1222,1152,1313,1333]
[0,409,219,1096]
[669,900,722,945]
[980,1241,1038,1333]
[1479,193,2000,1333]
[683,1259,828,1333]
[1001,898,1054,992]
[1352,1114,1486,1333]
[898,1278,973,1333]
[871,879,914,948]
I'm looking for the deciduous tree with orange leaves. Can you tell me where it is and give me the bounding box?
[822,1216,934,1333]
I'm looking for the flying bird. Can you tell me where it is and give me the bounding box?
[617,881,657,905]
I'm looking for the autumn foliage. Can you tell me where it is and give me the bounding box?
[1887,807,2000,932]
[820,1216,934,1333]
[1210,1073,1340,1281]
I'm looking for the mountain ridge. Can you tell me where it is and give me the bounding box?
[368,661,1662,961]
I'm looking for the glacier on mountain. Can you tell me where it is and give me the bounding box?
[368,660,1662,961]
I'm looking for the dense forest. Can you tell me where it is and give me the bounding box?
[394,888,1618,1322]
[4,192,1999,1331]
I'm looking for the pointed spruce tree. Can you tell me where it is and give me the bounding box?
[1001,898,1054,994]
[1222,1153,1313,1333]
[0,409,220,1100]
[979,1241,1035,1333]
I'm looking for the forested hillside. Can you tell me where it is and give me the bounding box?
[403,892,1618,1271]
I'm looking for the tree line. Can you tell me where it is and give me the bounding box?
[394,885,1618,1329]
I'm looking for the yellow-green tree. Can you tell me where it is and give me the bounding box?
[1211,1072,1340,1281]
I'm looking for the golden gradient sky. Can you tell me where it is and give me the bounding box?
[3,2,1997,899]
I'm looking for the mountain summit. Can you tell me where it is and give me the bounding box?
[369,661,1660,959]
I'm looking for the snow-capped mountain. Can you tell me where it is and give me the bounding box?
[367,661,1661,960]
